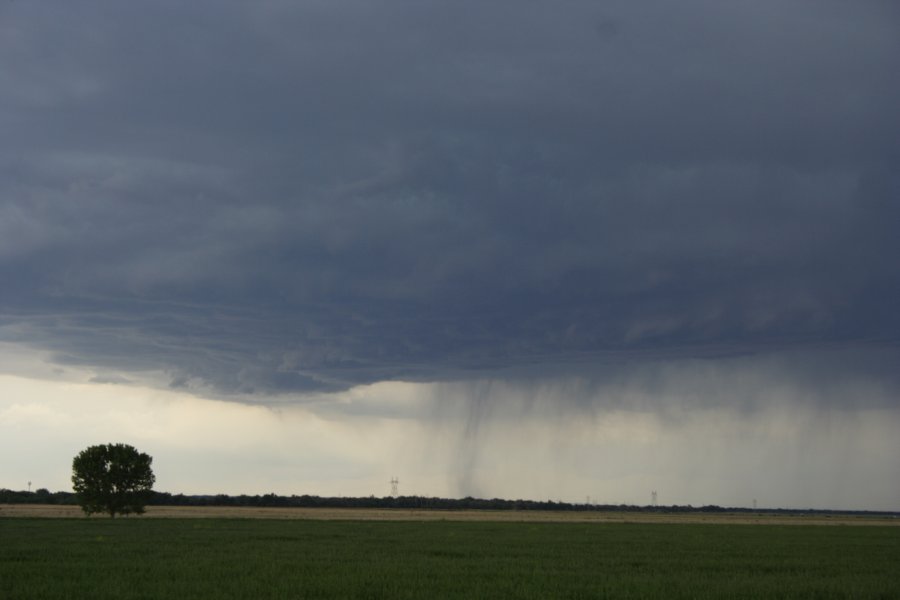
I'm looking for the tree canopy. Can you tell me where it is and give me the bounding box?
[71,443,155,517]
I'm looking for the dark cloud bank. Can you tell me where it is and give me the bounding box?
[1,0,898,402]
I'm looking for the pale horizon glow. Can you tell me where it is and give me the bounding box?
[3,352,897,511]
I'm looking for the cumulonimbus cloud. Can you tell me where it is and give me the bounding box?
[0,0,897,399]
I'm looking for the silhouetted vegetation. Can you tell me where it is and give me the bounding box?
[1,487,896,518]
[0,488,75,505]
[71,443,156,517]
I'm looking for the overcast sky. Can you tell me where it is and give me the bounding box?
[1,0,898,510]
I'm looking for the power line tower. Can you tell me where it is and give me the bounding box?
[390,477,399,498]
[651,490,658,507]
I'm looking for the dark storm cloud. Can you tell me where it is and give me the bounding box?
[1,0,898,396]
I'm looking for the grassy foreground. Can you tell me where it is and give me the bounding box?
[2,518,898,599]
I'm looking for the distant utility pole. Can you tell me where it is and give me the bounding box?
[753,498,757,510]
[28,481,32,493]
[390,477,399,498]
[651,490,658,507]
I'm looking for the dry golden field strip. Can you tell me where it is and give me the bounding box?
[2,503,897,526]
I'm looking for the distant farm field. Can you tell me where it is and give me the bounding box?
[2,515,898,599]
[3,503,899,525]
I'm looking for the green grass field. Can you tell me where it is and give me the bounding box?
[2,518,898,599]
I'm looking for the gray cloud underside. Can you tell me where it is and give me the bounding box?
[1,0,898,397]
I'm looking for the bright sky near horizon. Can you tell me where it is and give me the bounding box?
[1,0,899,510]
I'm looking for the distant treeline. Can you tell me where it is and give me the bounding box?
[1,488,896,516]
[1,488,75,505]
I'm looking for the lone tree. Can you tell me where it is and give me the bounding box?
[71,443,155,518]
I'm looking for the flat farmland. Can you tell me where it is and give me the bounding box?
[2,503,899,525]
[2,509,899,599]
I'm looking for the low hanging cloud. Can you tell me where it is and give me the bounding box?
[4,358,898,508]
[0,0,898,404]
